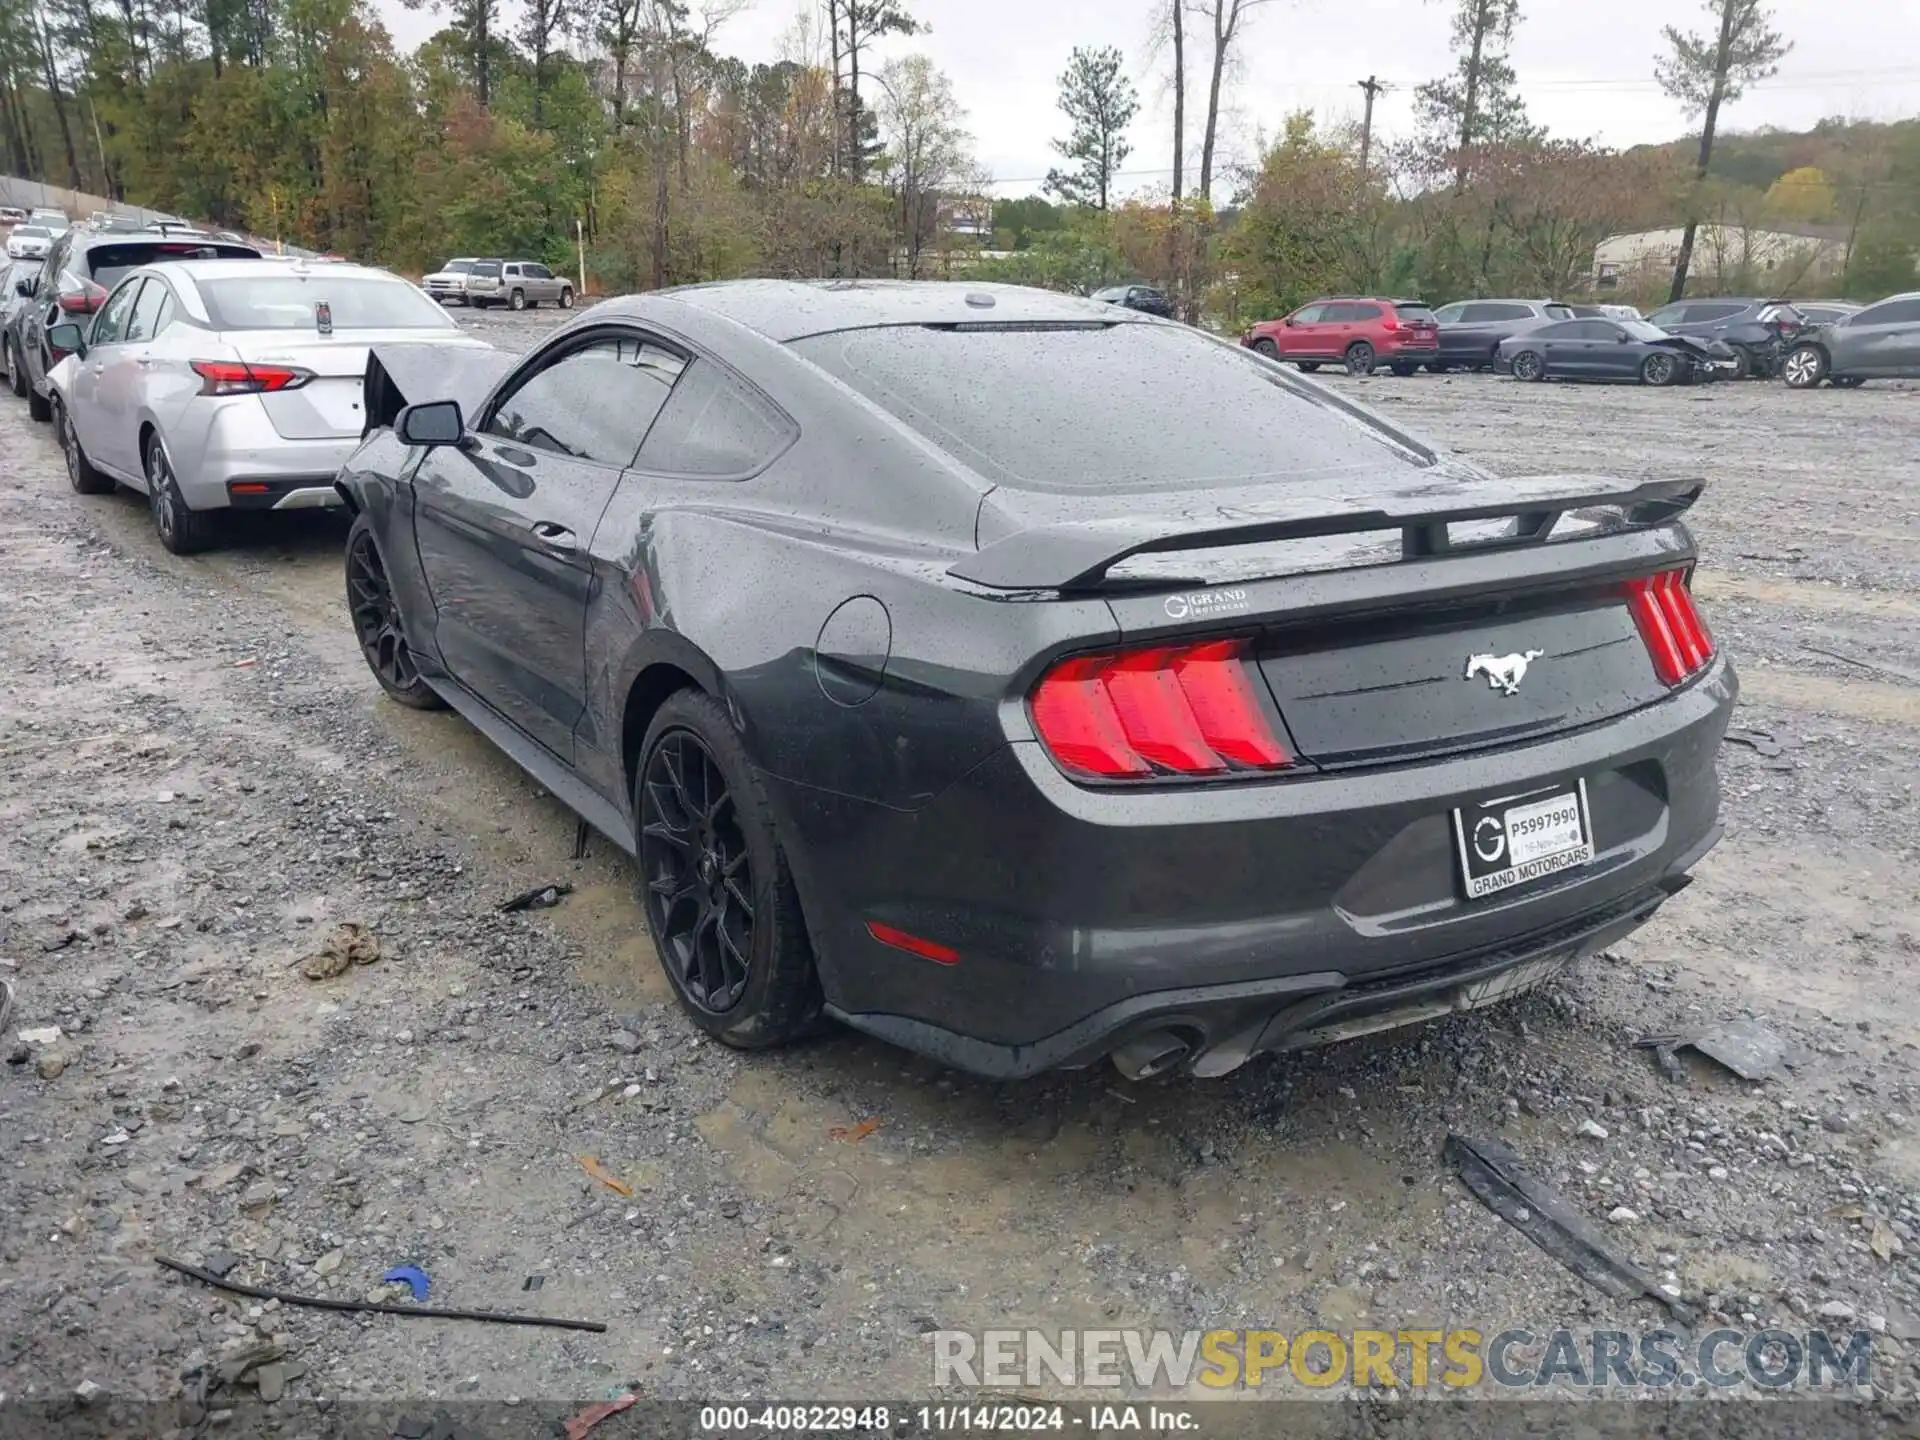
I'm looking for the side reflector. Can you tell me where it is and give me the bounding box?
[866,920,959,965]
[1624,569,1715,686]
[1030,639,1291,781]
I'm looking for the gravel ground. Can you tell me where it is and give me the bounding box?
[3,304,1920,1432]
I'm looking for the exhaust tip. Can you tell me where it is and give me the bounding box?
[1110,1030,1194,1082]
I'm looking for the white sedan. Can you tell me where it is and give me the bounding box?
[46,259,493,553]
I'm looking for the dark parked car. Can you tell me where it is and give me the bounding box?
[13,225,259,420]
[1783,292,1920,389]
[1497,319,1733,386]
[1428,299,1573,371]
[1241,297,1441,375]
[338,279,1732,1081]
[0,256,42,397]
[1641,297,1805,379]
[1091,283,1173,318]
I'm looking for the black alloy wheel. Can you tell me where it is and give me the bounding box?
[58,399,112,493]
[1344,340,1375,375]
[1511,350,1545,382]
[345,516,444,708]
[1641,352,1679,387]
[641,730,755,1015]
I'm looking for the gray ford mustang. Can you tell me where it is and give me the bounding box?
[335,280,1735,1080]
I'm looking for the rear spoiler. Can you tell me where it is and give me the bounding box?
[362,342,515,438]
[949,475,1705,592]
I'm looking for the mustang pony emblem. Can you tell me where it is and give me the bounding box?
[1464,649,1544,696]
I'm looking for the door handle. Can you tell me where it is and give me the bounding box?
[529,521,577,552]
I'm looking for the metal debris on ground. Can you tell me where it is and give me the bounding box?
[828,1117,882,1143]
[500,882,573,913]
[563,1392,638,1440]
[382,1264,432,1300]
[1639,1018,1790,1083]
[522,1274,545,1291]
[18,1023,62,1046]
[1723,727,1784,757]
[1445,1134,1695,1323]
[298,921,380,980]
[580,1154,633,1196]
[155,1255,607,1332]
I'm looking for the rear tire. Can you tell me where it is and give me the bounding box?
[1510,350,1545,382]
[1344,341,1375,376]
[1295,361,1321,373]
[144,433,220,555]
[1729,345,1753,380]
[26,376,51,421]
[56,397,113,494]
[508,289,527,312]
[1426,361,1452,374]
[1390,361,1417,377]
[636,689,824,1050]
[1782,345,1828,389]
[5,339,25,398]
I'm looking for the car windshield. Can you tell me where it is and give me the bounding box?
[471,261,502,277]
[200,275,456,331]
[1091,286,1128,301]
[12,226,48,240]
[791,322,1431,494]
[443,260,475,274]
[1622,322,1668,342]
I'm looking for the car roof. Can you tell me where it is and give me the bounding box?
[143,257,396,284]
[631,279,1147,343]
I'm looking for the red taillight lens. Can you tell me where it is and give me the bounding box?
[1624,569,1715,685]
[55,275,107,314]
[190,360,313,396]
[1030,640,1291,781]
[865,920,959,965]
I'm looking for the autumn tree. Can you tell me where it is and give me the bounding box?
[1656,0,1791,301]
[874,53,969,278]
[1045,45,1137,211]
[1765,165,1833,222]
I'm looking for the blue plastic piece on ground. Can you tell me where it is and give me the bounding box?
[382,1264,431,1300]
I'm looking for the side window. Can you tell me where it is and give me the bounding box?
[1863,298,1920,325]
[1687,303,1741,322]
[1646,305,1684,327]
[486,334,686,468]
[36,239,69,299]
[125,278,170,342]
[505,264,522,277]
[635,362,796,478]
[527,264,551,280]
[1291,304,1325,324]
[1319,303,1353,322]
[1571,320,1615,340]
[1488,303,1535,322]
[1346,303,1382,322]
[1432,303,1465,324]
[90,278,143,345]
[1455,304,1493,323]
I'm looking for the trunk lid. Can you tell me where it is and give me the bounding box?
[228,329,483,441]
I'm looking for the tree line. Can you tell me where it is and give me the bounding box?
[0,0,1913,314]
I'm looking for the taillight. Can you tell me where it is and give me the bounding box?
[55,275,107,314]
[1381,316,1401,332]
[190,360,313,396]
[1624,569,1714,685]
[1030,639,1291,781]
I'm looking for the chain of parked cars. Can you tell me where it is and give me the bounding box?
[421,256,576,310]
[1232,290,1920,389]
[2,208,486,553]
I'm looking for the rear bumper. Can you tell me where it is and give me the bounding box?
[168,402,357,509]
[224,478,347,510]
[1379,336,1439,358]
[769,658,1735,1078]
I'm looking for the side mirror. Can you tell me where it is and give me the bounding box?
[395,399,465,447]
[1282,316,1296,327]
[47,321,86,357]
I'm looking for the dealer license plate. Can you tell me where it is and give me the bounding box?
[1453,779,1594,899]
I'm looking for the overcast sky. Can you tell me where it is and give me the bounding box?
[375,0,1920,196]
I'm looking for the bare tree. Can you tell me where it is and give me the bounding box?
[874,53,969,278]
[833,0,917,181]
[1186,0,1274,203]
[1656,0,1790,301]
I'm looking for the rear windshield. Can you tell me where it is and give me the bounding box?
[1393,304,1437,323]
[1544,304,1574,320]
[471,261,502,277]
[83,241,259,288]
[443,260,475,273]
[199,275,455,331]
[791,322,1430,493]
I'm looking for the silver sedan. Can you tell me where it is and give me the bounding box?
[45,259,492,553]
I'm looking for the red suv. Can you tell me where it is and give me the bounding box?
[1242,297,1440,376]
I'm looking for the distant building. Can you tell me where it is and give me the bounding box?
[1593,223,1851,293]
[939,194,994,241]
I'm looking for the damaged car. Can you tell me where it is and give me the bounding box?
[336,280,1734,1081]
[1497,318,1734,386]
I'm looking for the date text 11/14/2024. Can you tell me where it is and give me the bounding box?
[697,1405,1196,1433]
